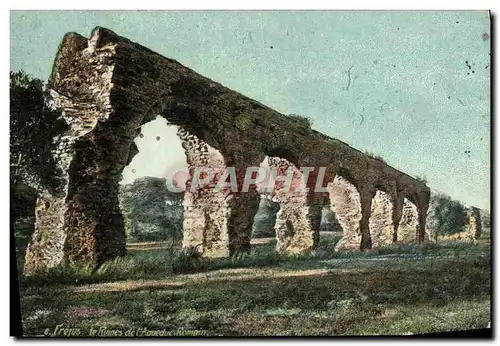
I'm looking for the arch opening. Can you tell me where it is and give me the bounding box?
[119,115,187,251]
[251,156,318,255]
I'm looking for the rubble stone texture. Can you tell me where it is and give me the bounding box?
[23,27,431,274]
[397,198,419,243]
[468,207,482,240]
[330,176,363,251]
[179,127,232,257]
[369,190,395,248]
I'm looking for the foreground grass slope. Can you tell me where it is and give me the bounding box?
[19,233,491,336]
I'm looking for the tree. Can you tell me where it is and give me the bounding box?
[320,207,343,232]
[252,196,280,238]
[10,71,68,272]
[426,193,468,241]
[414,175,428,185]
[119,176,184,242]
[10,70,67,193]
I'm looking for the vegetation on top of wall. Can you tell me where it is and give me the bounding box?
[414,175,428,185]
[287,113,312,129]
[364,151,387,164]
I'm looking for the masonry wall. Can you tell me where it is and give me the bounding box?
[23,27,431,274]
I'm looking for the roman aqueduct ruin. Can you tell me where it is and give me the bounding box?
[23,27,432,275]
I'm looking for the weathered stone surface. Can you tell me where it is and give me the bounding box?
[330,176,363,251]
[179,128,261,257]
[468,207,482,240]
[369,190,394,248]
[397,198,419,243]
[269,157,317,255]
[179,128,231,257]
[24,27,431,273]
[24,192,66,274]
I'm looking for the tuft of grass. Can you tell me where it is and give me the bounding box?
[364,151,387,164]
[21,248,207,287]
[414,175,428,185]
[288,114,312,128]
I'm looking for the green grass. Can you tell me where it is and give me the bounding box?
[18,235,491,336]
[21,233,490,286]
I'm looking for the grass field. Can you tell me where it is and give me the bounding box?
[18,232,491,336]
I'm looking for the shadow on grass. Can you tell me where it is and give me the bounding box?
[19,234,489,289]
[19,252,490,336]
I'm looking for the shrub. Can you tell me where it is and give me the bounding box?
[415,175,428,185]
[288,113,312,128]
[119,176,184,243]
[426,192,468,240]
[364,151,387,164]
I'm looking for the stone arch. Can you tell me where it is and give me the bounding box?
[23,27,432,274]
[397,197,419,243]
[368,190,395,248]
[177,126,266,258]
[24,68,262,274]
[329,175,363,251]
[266,147,300,168]
[178,127,232,257]
[265,156,318,255]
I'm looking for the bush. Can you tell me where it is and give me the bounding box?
[12,183,37,275]
[288,114,312,128]
[426,192,468,240]
[364,151,387,164]
[415,175,428,185]
[119,176,184,243]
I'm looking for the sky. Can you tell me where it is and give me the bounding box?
[10,10,491,210]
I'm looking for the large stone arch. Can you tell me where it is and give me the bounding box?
[23,28,265,274]
[23,27,432,274]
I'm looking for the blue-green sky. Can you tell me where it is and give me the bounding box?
[10,10,491,210]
